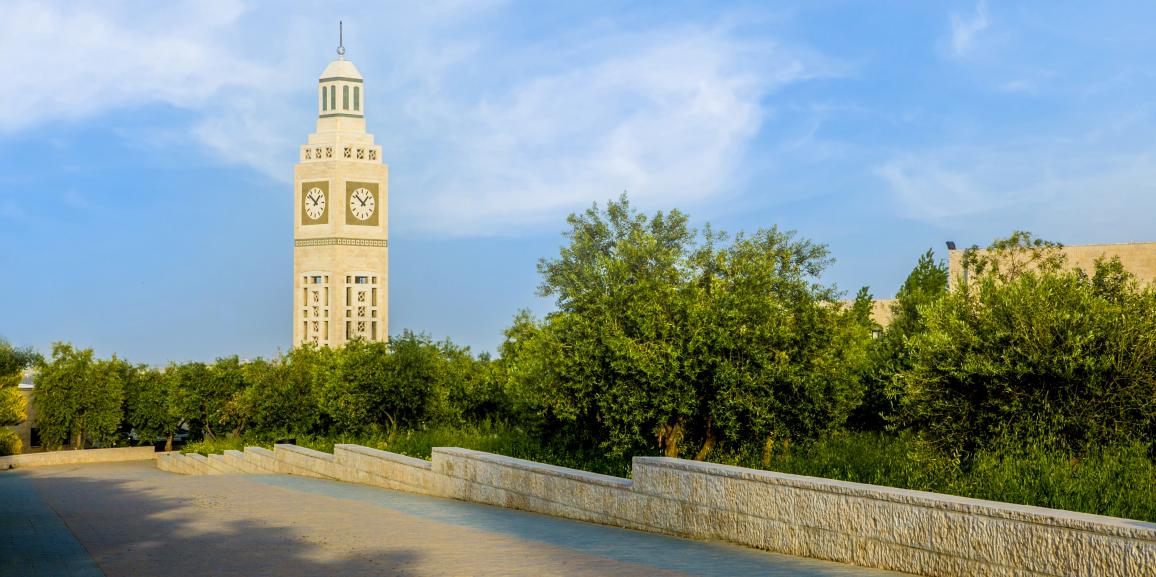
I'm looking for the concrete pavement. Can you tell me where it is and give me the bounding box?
[1,460,910,577]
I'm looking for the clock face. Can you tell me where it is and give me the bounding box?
[349,187,375,221]
[304,187,326,220]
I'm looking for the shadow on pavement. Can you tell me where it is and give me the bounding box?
[6,464,424,577]
[7,461,905,577]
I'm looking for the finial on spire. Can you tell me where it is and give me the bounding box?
[337,21,345,59]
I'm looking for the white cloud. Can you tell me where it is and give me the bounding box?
[0,0,269,131]
[949,0,990,58]
[874,157,1002,221]
[393,29,832,235]
[0,2,833,236]
[875,144,1156,243]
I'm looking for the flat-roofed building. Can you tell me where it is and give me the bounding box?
[946,241,1156,290]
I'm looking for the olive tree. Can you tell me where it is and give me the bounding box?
[899,234,1156,458]
[516,196,872,460]
[124,366,183,451]
[35,343,125,450]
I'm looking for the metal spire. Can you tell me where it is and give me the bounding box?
[337,21,345,59]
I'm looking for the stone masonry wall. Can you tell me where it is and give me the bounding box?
[156,444,1155,577]
[1,446,156,469]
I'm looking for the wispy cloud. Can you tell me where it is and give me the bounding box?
[0,2,833,236]
[875,141,1156,243]
[392,28,835,236]
[0,0,269,131]
[949,0,990,58]
[874,156,1003,221]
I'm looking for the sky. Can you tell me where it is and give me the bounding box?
[2,0,1155,364]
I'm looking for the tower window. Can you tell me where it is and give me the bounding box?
[312,275,322,284]
[330,86,336,110]
[371,321,378,340]
[353,86,360,111]
[343,85,349,109]
[355,276,368,284]
[371,288,377,306]
[321,86,327,111]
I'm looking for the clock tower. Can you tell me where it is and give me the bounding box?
[293,42,388,347]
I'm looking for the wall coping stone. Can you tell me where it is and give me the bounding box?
[435,447,632,489]
[244,446,274,457]
[634,457,1156,540]
[336,444,431,470]
[0,446,157,469]
[275,444,335,462]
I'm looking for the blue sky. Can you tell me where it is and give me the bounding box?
[3,1,1155,364]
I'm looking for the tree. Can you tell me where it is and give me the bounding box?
[850,249,948,431]
[517,196,871,461]
[124,366,183,451]
[959,230,1065,285]
[239,347,324,438]
[899,234,1156,459]
[169,357,248,441]
[34,343,125,450]
[683,226,871,463]
[0,339,40,455]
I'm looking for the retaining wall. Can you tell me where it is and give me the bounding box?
[156,445,1156,577]
[1,446,156,469]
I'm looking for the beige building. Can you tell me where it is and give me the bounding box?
[863,241,1156,328]
[946,241,1156,290]
[293,46,389,347]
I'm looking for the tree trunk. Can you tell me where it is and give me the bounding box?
[694,417,717,461]
[657,417,684,458]
[74,430,84,451]
[164,433,173,452]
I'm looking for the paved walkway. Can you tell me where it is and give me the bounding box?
[1,461,911,577]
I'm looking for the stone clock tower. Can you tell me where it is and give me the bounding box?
[293,45,388,347]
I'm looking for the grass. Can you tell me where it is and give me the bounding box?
[744,431,1156,523]
[184,425,1156,522]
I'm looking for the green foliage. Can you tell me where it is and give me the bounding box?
[34,343,125,449]
[317,333,443,435]
[237,347,324,438]
[509,196,871,460]
[28,220,1156,523]
[950,437,1156,522]
[123,366,182,450]
[900,241,1156,458]
[748,430,1156,522]
[960,230,1066,283]
[0,430,20,456]
[0,339,40,390]
[0,339,39,454]
[851,249,948,431]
